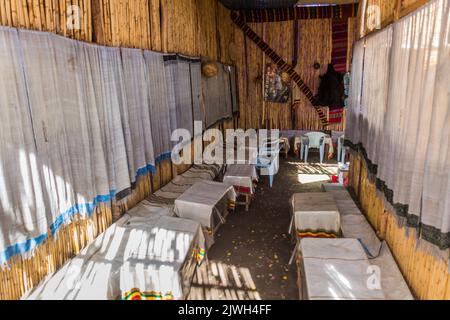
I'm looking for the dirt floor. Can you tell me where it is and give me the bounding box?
[188,154,339,300]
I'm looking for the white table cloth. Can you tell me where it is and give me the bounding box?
[174,181,236,230]
[299,238,386,300]
[223,164,258,194]
[24,214,205,300]
[289,193,341,238]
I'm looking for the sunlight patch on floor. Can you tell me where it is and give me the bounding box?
[188,261,261,300]
[297,174,331,184]
[292,162,339,185]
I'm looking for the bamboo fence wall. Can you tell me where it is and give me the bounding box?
[0,0,237,300]
[360,0,430,37]
[348,152,450,300]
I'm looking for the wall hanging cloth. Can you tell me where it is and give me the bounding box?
[164,54,201,137]
[144,51,173,162]
[202,62,234,128]
[345,0,450,250]
[329,109,344,124]
[121,48,156,184]
[0,26,211,264]
[345,40,364,145]
[314,64,345,108]
[331,18,349,73]
[236,3,359,23]
[0,27,50,264]
[230,66,239,115]
[19,30,131,232]
[88,44,132,199]
[190,59,204,131]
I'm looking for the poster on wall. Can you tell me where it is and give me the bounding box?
[264,63,291,103]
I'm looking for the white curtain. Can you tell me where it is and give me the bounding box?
[347,0,450,249]
[202,62,235,128]
[190,59,204,130]
[121,48,156,183]
[361,26,392,165]
[96,46,131,197]
[0,24,230,263]
[0,27,48,264]
[346,39,365,148]
[230,66,239,115]
[144,51,173,162]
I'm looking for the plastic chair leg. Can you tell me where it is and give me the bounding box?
[319,145,324,164]
[304,147,309,163]
[337,142,342,162]
[342,148,346,163]
[269,175,274,188]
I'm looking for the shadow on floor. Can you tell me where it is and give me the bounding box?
[188,154,339,300]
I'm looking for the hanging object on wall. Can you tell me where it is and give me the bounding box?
[315,64,345,107]
[230,11,329,127]
[331,18,350,73]
[313,62,321,70]
[237,3,359,23]
[264,63,291,103]
[201,61,219,78]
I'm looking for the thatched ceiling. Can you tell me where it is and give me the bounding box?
[219,0,358,9]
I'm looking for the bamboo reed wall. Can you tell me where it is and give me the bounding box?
[0,203,112,300]
[235,17,357,131]
[348,152,450,300]
[360,0,430,37]
[0,0,238,300]
[0,0,236,64]
[0,0,92,41]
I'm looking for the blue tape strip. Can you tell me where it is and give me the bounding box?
[0,189,117,265]
[0,152,174,264]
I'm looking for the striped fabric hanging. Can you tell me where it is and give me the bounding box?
[329,18,350,124]
[238,3,359,23]
[230,11,329,128]
[331,19,349,73]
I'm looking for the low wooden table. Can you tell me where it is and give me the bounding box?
[297,238,385,300]
[174,181,236,247]
[289,192,341,239]
[223,164,258,211]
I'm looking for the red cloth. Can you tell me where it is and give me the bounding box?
[329,108,344,123]
[331,19,349,73]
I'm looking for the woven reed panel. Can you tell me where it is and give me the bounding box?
[234,17,352,131]
[217,1,236,65]
[0,0,92,41]
[197,0,219,60]
[349,152,450,300]
[362,0,396,36]
[264,20,294,129]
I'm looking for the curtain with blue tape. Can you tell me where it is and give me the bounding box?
[121,48,156,182]
[0,26,215,264]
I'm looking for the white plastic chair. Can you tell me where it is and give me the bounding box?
[302,132,327,164]
[257,138,280,188]
[337,135,347,163]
